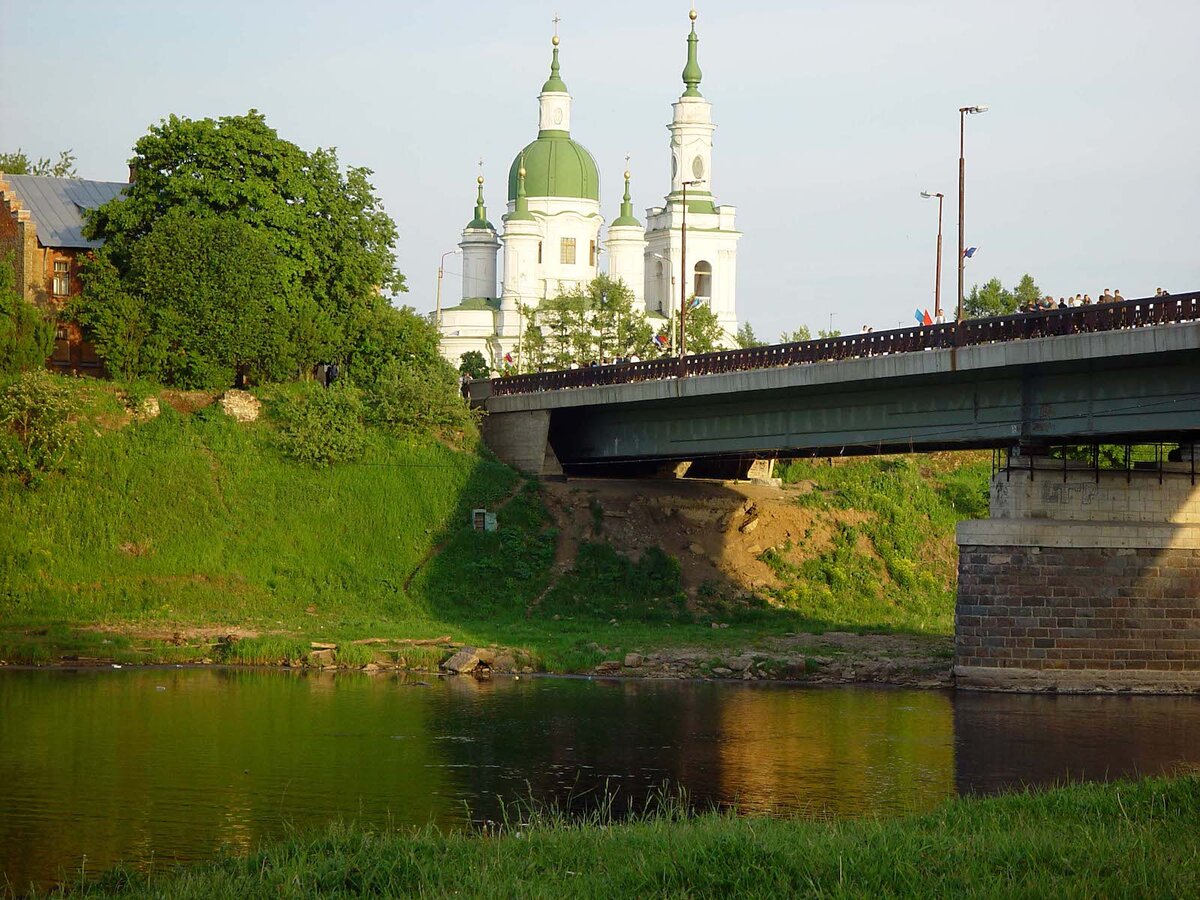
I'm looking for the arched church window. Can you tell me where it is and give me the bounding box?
[537,241,542,264]
[693,261,712,301]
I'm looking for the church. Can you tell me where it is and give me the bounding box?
[435,10,741,370]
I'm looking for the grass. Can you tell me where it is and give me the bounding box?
[33,775,1200,898]
[0,376,991,671]
[767,454,993,634]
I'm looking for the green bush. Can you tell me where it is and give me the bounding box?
[362,358,475,434]
[0,370,82,482]
[0,254,54,375]
[273,382,366,466]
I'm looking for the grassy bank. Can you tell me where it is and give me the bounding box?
[38,776,1200,898]
[1,376,988,671]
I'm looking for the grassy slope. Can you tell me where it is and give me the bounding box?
[46,776,1200,898]
[1,377,990,668]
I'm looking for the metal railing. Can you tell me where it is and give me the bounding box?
[489,291,1200,397]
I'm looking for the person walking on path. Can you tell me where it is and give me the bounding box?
[325,362,340,388]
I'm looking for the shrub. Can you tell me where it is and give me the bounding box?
[0,371,82,482]
[0,254,54,375]
[274,382,366,466]
[362,359,476,434]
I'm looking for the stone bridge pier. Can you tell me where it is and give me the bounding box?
[955,448,1200,693]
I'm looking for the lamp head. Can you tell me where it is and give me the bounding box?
[960,104,989,114]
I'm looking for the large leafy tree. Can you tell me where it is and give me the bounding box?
[0,148,77,177]
[75,210,288,389]
[80,110,405,380]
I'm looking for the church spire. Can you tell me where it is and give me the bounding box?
[612,161,640,226]
[506,154,536,222]
[467,173,493,230]
[542,33,568,94]
[682,8,703,98]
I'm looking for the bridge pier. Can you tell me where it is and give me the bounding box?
[955,449,1200,693]
[481,410,562,476]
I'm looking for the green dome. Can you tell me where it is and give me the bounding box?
[507,133,600,203]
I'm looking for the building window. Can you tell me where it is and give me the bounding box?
[537,241,542,264]
[694,260,713,300]
[52,260,70,296]
[560,237,576,265]
[589,240,596,267]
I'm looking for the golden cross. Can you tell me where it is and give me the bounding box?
[552,13,561,37]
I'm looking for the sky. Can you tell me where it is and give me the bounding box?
[2,0,1197,339]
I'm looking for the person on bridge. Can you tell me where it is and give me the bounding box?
[1114,289,1125,302]
[1100,289,1115,303]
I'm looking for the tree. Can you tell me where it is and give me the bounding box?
[1013,274,1042,310]
[657,301,725,355]
[73,210,289,389]
[0,148,77,177]
[521,276,653,370]
[81,110,404,370]
[964,273,1041,318]
[458,350,490,379]
[780,326,812,343]
[0,255,55,375]
[736,321,766,348]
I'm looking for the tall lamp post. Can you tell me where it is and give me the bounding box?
[652,253,676,355]
[434,248,461,329]
[679,178,705,363]
[957,105,988,322]
[920,191,945,320]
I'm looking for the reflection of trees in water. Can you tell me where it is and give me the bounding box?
[0,669,451,891]
[952,693,1200,797]
[428,679,956,821]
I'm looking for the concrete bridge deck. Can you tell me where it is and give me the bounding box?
[478,320,1200,473]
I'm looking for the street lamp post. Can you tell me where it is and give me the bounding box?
[957,105,988,323]
[920,191,945,320]
[680,178,705,366]
[434,248,461,329]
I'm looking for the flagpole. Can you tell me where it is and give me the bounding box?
[957,104,988,323]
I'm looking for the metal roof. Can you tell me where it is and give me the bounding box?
[2,175,126,249]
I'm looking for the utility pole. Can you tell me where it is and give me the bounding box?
[957,105,988,323]
[921,191,945,320]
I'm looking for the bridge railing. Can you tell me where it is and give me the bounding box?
[488,291,1199,396]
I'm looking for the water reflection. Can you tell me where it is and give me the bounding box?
[2,669,1200,892]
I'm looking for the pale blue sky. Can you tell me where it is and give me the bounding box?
[3,0,1196,338]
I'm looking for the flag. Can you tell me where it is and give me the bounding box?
[922,309,933,326]
[914,308,924,325]
[503,352,513,364]
[654,333,668,347]
[688,295,702,309]
[963,246,978,259]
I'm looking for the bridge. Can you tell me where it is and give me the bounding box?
[471,292,1200,695]
[472,292,1200,475]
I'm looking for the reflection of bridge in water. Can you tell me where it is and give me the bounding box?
[473,292,1200,694]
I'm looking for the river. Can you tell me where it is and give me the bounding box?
[2,668,1199,891]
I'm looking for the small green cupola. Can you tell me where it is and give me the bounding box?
[466,175,494,231]
[542,35,568,93]
[611,168,640,227]
[682,9,703,97]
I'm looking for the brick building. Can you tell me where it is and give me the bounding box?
[0,173,126,372]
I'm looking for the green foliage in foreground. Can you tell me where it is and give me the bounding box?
[0,372,85,482]
[46,776,1200,899]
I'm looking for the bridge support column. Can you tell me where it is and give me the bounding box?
[955,453,1200,693]
[481,410,562,476]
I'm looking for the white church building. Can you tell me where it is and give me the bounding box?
[436,10,741,371]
